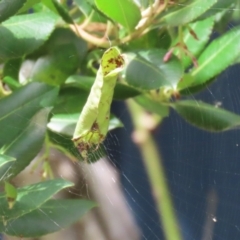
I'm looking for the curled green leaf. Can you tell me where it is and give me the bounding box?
[72,47,125,159]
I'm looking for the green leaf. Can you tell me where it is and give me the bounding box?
[74,0,92,16]
[48,130,106,163]
[134,95,169,117]
[125,29,171,51]
[0,0,27,23]
[0,179,73,225]
[52,87,89,114]
[3,58,22,90]
[2,76,21,91]
[0,154,15,169]
[30,28,87,86]
[52,0,74,24]
[0,82,58,147]
[17,0,41,13]
[177,74,195,91]
[94,0,141,31]
[0,108,52,180]
[72,47,125,160]
[190,26,240,86]
[197,0,236,20]
[173,17,215,68]
[2,199,96,237]
[42,0,59,13]
[113,83,141,99]
[48,113,84,136]
[125,49,183,90]
[65,75,141,100]
[4,181,17,209]
[172,100,240,132]
[159,0,217,26]
[48,113,123,136]
[0,12,58,60]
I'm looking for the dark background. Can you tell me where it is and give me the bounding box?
[109,63,240,240]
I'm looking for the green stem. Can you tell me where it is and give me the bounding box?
[73,1,167,48]
[127,99,182,240]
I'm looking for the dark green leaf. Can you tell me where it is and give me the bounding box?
[0,108,51,180]
[52,0,74,24]
[125,29,171,51]
[0,12,58,60]
[52,87,89,114]
[125,49,183,90]
[179,77,215,95]
[2,199,96,237]
[3,58,22,89]
[30,28,87,86]
[134,95,169,117]
[172,100,240,132]
[0,179,73,223]
[95,0,141,31]
[65,75,141,100]
[0,82,58,147]
[158,0,217,27]
[0,0,27,23]
[113,83,141,99]
[190,26,240,86]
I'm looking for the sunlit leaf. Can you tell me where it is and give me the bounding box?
[0,12,58,60]
[95,0,141,31]
[158,0,217,26]
[191,26,240,86]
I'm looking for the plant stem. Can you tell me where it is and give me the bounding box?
[127,99,182,240]
[71,1,167,48]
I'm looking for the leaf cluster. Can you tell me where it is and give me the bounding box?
[0,0,240,237]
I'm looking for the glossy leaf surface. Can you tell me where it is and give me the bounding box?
[2,199,96,237]
[0,179,73,223]
[172,100,240,132]
[125,49,183,90]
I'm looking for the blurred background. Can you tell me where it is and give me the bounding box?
[110,61,240,240]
